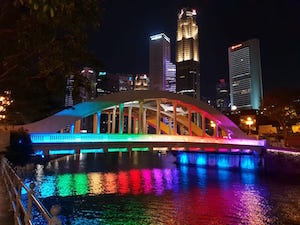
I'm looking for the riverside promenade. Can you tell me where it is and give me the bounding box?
[0,168,13,225]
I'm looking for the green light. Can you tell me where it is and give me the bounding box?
[108,147,127,152]
[80,148,104,154]
[57,174,73,197]
[74,174,88,195]
[132,147,149,151]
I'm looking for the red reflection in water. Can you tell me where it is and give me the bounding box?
[118,171,129,195]
[141,169,152,194]
[129,169,141,194]
[173,187,232,225]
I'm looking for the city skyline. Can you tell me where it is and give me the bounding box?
[91,0,300,98]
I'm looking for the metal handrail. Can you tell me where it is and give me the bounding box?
[1,157,62,225]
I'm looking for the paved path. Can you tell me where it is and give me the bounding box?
[0,155,14,225]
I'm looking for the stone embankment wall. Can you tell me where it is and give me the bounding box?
[264,151,300,175]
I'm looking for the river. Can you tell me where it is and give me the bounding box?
[22,151,300,225]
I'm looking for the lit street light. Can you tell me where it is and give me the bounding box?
[245,117,254,135]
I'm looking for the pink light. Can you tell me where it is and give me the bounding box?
[231,148,241,152]
[218,148,228,152]
[142,169,152,194]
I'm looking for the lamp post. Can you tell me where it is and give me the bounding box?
[245,117,254,135]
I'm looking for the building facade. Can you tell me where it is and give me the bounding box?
[216,78,229,112]
[228,38,263,110]
[176,8,200,99]
[149,33,176,92]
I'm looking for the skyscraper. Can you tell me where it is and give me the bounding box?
[228,38,263,110]
[149,33,176,91]
[216,78,229,112]
[176,8,200,99]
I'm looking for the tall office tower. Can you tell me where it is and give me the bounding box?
[80,67,97,102]
[216,78,229,112]
[176,8,200,99]
[64,75,74,107]
[149,33,172,91]
[165,60,176,93]
[228,38,263,110]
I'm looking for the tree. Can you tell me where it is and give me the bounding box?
[0,0,103,123]
[261,88,300,146]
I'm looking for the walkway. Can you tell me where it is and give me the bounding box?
[0,178,13,225]
[0,155,14,225]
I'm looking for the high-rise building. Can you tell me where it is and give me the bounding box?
[149,33,176,91]
[64,75,74,107]
[216,78,229,112]
[176,8,200,99]
[165,61,176,93]
[96,72,134,96]
[80,67,97,101]
[228,38,263,110]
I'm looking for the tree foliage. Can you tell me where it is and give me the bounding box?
[261,88,300,145]
[0,0,102,123]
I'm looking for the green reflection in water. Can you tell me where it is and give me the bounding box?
[74,174,89,195]
[57,174,73,197]
[99,198,151,224]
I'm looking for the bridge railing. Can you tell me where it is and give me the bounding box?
[1,157,62,225]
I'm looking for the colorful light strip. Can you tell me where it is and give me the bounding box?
[80,148,104,154]
[132,147,149,152]
[108,147,127,152]
[30,134,265,147]
[49,149,75,155]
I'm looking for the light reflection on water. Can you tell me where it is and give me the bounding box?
[24,152,300,225]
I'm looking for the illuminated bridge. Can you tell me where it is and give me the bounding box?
[20,90,265,159]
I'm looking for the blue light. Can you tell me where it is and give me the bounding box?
[71,124,74,134]
[196,154,207,166]
[217,155,230,168]
[49,149,75,155]
[34,150,45,158]
[179,153,188,164]
[241,155,255,170]
[80,148,103,154]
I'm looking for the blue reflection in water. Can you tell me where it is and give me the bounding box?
[196,154,207,166]
[179,153,188,164]
[217,155,230,168]
[241,172,256,184]
[196,167,207,187]
[241,155,255,170]
[40,176,55,198]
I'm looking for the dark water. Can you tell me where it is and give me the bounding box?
[23,152,300,225]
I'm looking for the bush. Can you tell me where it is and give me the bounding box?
[5,128,34,166]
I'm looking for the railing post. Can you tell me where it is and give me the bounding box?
[15,178,21,224]
[49,205,62,225]
[25,182,35,225]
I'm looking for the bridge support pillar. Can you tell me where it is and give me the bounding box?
[112,107,116,133]
[74,119,81,133]
[188,109,192,136]
[202,115,206,137]
[143,109,147,134]
[128,107,132,134]
[156,100,161,134]
[134,118,138,134]
[139,101,143,134]
[119,104,124,134]
[93,111,101,134]
[107,113,111,133]
[169,118,172,135]
[173,102,177,135]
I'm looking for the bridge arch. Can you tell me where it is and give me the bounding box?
[21,90,248,140]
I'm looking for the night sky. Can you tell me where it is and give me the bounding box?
[90,0,300,99]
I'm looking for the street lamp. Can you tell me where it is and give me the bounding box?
[245,117,254,135]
